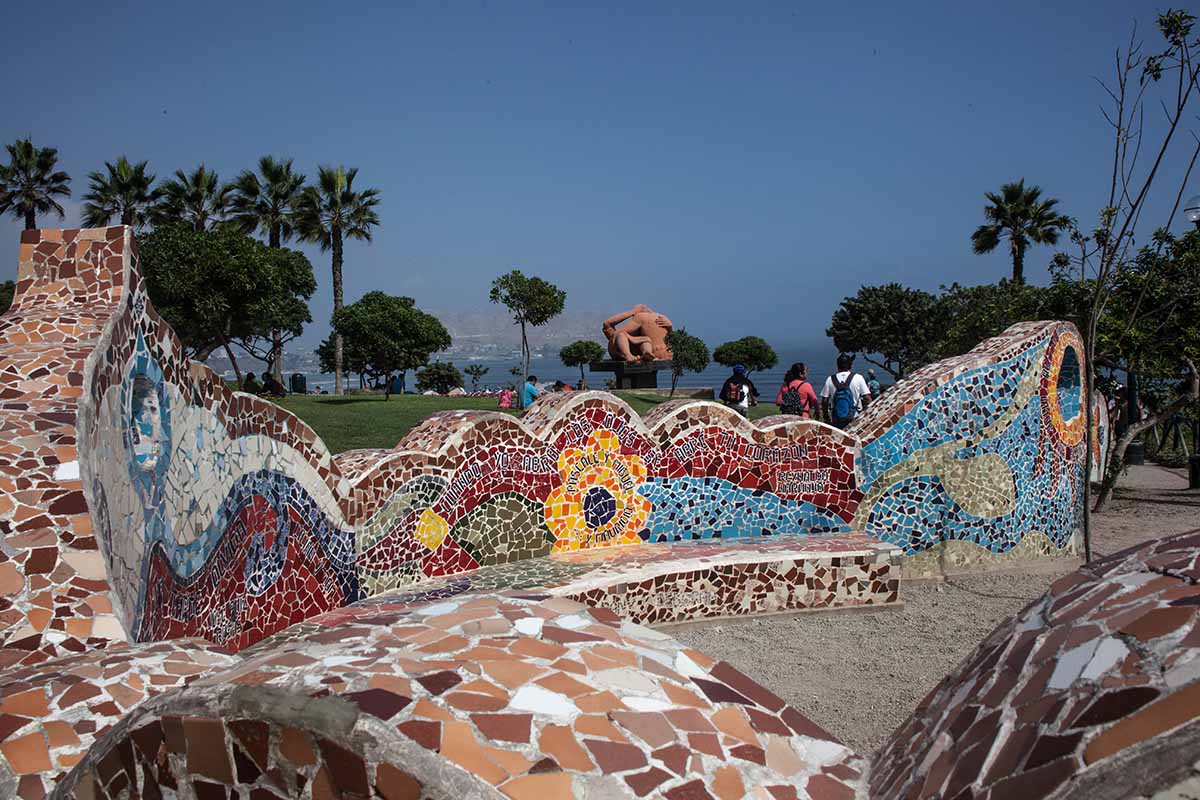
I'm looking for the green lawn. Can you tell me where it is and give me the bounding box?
[276,392,779,453]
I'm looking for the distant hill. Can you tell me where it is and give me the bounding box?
[431,309,608,356]
[201,309,612,375]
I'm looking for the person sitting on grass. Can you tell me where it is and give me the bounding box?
[498,386,514,409]
[241,373,261,394]
[260,371,287,399]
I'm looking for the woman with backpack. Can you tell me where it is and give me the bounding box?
[776,362,819,418]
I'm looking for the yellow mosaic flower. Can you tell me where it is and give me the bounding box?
[544,428,651,553]
[415,508,449,551]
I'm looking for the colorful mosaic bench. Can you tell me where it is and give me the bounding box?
[0,226,1158,798]
[368,532,901,626]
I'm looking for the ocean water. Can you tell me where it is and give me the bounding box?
[289,343,871,398]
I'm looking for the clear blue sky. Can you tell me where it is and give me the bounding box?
[0,1,1192,349]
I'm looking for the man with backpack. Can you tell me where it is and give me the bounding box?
[719,364,759,418]
[821,353,872,429]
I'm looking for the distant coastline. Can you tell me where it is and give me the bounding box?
[214,343,861,396]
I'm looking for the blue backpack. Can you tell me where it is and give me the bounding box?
[832,373,857,425]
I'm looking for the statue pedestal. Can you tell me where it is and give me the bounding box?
[589,360,673,389]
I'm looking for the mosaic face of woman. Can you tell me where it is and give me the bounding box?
[131,376,164,471]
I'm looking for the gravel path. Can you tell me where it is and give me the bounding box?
[670,464,1200,755]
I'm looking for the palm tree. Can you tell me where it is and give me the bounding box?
[228,156,306,247]
[82,157,158,228]
[0,139,72,230]
[228,156,307,381]
[153,164,229,231]
[971,179,1071,284]
[294,166,381,395]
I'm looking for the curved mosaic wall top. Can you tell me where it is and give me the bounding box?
[850,319,1088,564]
[1,227,1087,659]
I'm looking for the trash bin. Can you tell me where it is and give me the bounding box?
[290,373,307,395]
[1190,454,1200,490]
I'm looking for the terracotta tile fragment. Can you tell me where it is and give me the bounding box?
[0,732,51,774]
[500,772,573,799]
[1084,680,1200,764]
[584,738,648,774]
[625,766,673,796]
[1118,606,1194,642]
[485,745,534,777]
[345,688,411,721]
[471,713,532,744]
[610,710,677,748]
[575,714,627,742]
[374,762,422,800]
[416,670,462,696]
[318,737,369,795]
[398,720,441,752]
[712,765,746,800]
[806,774,854,800]
[444,692,508,712]
[575,690,626,713]
[539,724,594,772]
[664,779,716,799]
[441,720,507,785]
[279,727,317,766]
[710,707,758,745]
[1070,687,1159,729]
[183,717,232,783]
[0,689,48,717]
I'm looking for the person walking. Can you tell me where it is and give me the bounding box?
[776,362,819,418]
[719,364,758,418]
[821,353,872,429]
[866,368,882,397]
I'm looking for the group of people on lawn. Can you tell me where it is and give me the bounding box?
[506,353,881,430]
[241,371,288,399]
[497,376,580,409]
[717,353,880,428]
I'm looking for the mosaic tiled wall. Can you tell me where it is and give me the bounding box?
[349,398,862,600]
[851,320,1088,567]
[64,218,868,651]
[0,227,1188,799]
[47,591,867,800]
[871,527,1200,799]
[72,228,359,654]
[11,532,1200,798]
[4,227,1089,661]
[0,228,135,666]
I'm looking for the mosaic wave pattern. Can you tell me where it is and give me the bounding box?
[851,321,1088,564]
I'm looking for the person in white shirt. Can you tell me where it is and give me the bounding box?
[820,353,872,428]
